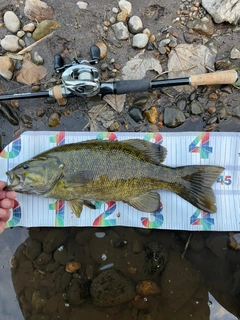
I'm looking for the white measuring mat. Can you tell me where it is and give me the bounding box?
[0,131,239,231]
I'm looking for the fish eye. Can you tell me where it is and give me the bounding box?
[23,164,29,169]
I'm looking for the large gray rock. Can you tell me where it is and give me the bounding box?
[112,22,129,40]
[202,0,240,25]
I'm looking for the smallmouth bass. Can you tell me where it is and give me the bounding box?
[5,139,224,217]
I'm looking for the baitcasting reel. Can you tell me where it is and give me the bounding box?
[54,45,101,97]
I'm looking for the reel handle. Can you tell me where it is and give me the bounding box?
[54,54,64,71]
[90,45,100,62]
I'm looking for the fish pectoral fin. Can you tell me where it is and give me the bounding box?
[127,191,160,213]
[123,139,167,164]
[63,170,93,187]
[68,199,84,218]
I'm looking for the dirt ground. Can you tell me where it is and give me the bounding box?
[0,0,240,319]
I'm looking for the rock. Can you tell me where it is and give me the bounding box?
[202,0,240,25]
[95,41,107,60]
[1,35,21,52]
[190,100,204,115]
[183,32,200,43]
[66,261,81,273]
[3,11,21,33]
[24,0,54,22]
[76,1,88,9]
[143,242,168,276]
[117,9,128,22]
[25,238,42,260]
[118,0,132,16]
[191,15,215,36]
[132,33,148,49]
[208,106,216,114]
[232,106,240,119]
[90,269,135,307]
[0,56,14,80]
[48,112,61,127]
[164,106,185,128]
[128,106,144,122]
[17,30,25,38]
[33,51,44,65]
[36,108,45,117]
[54,246,73,265]
[229,233,240,250]
[36,251,52,265]
[43,229,68,253]
[176,97,187,111]
[128,16,143,34]
[32,291,48,311]
[33,20,60,41]
[230,46,240,59]
[144,106,158,123]
[205,234,228,259]
[112,22,129,40]
[161,253,201,310]
[66,278,87,305]
[136,281,161,296]
[23,23,36,32]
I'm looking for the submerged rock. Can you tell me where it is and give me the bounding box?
[90,269,135,306]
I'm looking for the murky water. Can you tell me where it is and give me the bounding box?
[1,227,240,320]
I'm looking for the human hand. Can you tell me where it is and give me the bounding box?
[0,181,17,234]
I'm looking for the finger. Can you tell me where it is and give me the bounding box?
[0,208,10,223]
[0,198,14,209]
[0,181,7,190]
[0,221,6,234]
[0,190,17,200]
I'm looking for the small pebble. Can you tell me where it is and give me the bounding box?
[33,51,44,65]
[117,9,128,22]
[118,0,132,16]
[1,35,21,52]
[144,106,158,123]
[48,112,61,127]
[208,106,216,114]
[128,106,144,122]
[208,92,218,101]
[17,31,25,38]
[76,1,88,9]
[128,16,143,34]
[132,33,148,49]
[112,7,119,14]
[23,23,36,32]
[66,261,81,273]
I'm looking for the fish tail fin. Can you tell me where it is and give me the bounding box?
[174,165,224,213]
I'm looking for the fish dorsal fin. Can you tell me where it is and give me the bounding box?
[63,170,93,187]
[126,191,160,213]
[122,139,167,164]
[68,199,84,217]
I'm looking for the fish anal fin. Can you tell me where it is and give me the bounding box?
[123,139,167,164]
[68,199,83,217]
[127,191,160,213]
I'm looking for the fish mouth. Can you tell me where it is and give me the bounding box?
[4,171,26,192]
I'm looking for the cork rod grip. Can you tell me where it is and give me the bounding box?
[190,70,238,86]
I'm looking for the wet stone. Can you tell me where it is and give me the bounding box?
[232,106,240,119]
[66,278,87,305]
[36,108,45,117]
[53,246,73,265]
[128,106,144,122]
[190,100,204,115]
[90,269,135,307]
[48,112,61,127]
[164,106,185,128]
[176,97,187,111]
[230,46,240,59]
[217,106,227,119]
[144,106,158,123]
[25,239,42,260]
[144,242,168,276]
[207,115,217,124]
[43,229,68,253]
[136,280,161,296]
[36,252,52,265]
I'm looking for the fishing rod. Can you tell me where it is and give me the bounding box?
[0,45,239,101]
